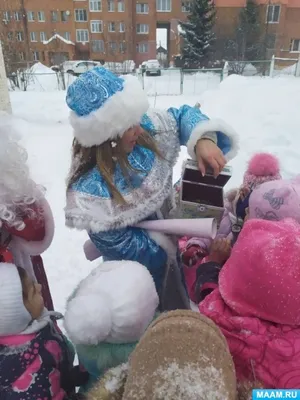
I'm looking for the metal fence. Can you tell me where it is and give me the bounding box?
[8,67,223,96]
[7,57,300,95]
[137,68,223,96]
[269,55,300,78]
[224,60,272,77]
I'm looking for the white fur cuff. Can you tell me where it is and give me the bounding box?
[187,119,239,162]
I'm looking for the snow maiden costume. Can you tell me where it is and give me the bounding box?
[64,67,239,308]
[0,114,55,310]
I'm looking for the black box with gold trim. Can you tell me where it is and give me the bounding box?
[179,159,232,225]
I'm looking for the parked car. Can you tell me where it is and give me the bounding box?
[145,60,161,76]
[63,61,100,75]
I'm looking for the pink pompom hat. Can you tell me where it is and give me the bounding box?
[243,153,281,189]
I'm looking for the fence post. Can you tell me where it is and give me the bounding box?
[269,55,275,78]
[222,61,229,80]
[180,69,183,95]
[296,55,300,77]
[0,41,12,113]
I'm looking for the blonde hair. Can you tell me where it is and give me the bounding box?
[67,131,162,204]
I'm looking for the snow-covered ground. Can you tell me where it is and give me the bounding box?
[9,73,300,316]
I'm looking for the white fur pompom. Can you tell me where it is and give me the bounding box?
[64,260,159,345]
[64,293,112,345]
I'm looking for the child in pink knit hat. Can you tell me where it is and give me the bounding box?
[200,217,300,389]
[247,176,300,222]
[180,152,281,304]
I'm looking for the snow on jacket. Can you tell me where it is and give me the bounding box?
[200,218,300,389]
[65,106,239,292]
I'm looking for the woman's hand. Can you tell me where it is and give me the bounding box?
[195,138,226,177]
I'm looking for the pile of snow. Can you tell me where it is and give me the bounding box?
[274,62,296,77]
[29,62,55,75]
[8,73,300,316]
[12,62,63,92]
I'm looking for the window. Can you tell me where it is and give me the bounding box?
[89,0,102,11]
[30,32,37,42]
[119,22,125,32]
[156,0,171,12]
[19,52,25,61]
[119,42,126,53]
[51,11,58,22]
[75,9,88,21]
[7,32,13,41]
[76,29,89,42]
[61,11,69,22]
[118,1,125,12]
[108,1,115,12]
[14,11,21,21]
[291,39,300,52]
[27,11,35,21]
[109,41,117,53]
[137,42,148,53]
[3,11,11,21]
[266,5,280,23]
[37,11,45,22]
[40,32,47,41]
[108,22,116,32]
[92,39,104,52]
[63,32,71,41]
[137,24,149,34]
[33,51,39,61]
[136,3,149,13]
[91,20,103,32]
[181,1,191,12]
[17,31,24,41]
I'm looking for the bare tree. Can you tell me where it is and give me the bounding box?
[0,0,31,75]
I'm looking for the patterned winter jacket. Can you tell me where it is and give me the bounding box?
[0,320,86,400]
[65,106,239,292]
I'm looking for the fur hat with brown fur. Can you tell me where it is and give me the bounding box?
[88,311,260,400]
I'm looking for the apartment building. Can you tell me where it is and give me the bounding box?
[0,0,299,70]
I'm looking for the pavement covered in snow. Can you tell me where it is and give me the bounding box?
[9,73,300,315]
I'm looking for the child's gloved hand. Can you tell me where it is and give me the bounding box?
[208,238,231,265]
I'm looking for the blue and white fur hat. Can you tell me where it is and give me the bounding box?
[66,67,149,147]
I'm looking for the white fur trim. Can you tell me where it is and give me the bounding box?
[187,119,239,162]
[64,294,112,345]
[11,197,55,256]
[148,231,177,262]
[64,260,159,345]
[69,75,149,147]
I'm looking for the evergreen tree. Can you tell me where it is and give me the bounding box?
[225,0,262,66]
[180,0,216,67]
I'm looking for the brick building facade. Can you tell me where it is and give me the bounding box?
[0,0,299,70]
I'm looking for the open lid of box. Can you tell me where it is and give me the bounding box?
[182,159,232,188]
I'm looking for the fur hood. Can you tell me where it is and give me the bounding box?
[87,311,261,400]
